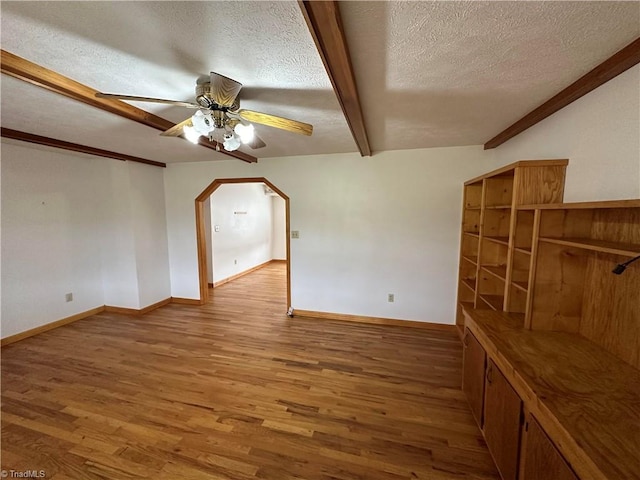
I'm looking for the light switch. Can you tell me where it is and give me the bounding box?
[291,230,300,239]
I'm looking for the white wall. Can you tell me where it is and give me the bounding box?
[1,141,171,338]
[128,162,172,307]
[100,161,140,308]
[2,142,108,337]
[210,183,273,282]
[271,195,286,260]
[163,146,491,323]
[99,161,171,309]
[485,65,640,201]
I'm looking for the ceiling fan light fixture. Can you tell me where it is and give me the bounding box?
[183,125,201,144]
[234,122,255,144]
[223,132,242,152]
[105,71,313,153]
[191,110,215,136]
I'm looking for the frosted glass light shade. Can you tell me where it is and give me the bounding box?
[191,110,215,135]
[223,133,242,151]
[234,123,255,144]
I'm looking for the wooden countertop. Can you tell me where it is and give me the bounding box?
[462,308,640,480]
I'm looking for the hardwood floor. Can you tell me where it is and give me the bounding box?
[1,262,499,480]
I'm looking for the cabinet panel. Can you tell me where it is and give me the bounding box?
[484,177,514,207]
[522,417,578,480]
[484,359,522,480]
[462,329,485,427]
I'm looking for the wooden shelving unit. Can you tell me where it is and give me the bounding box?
[461,199,640,480]
[522,200,640,365]
[455,159,568,335]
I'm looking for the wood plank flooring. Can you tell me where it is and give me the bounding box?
[1,262,499,480]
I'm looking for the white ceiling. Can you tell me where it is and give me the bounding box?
[1,1,638,163]
[342,1,640,151]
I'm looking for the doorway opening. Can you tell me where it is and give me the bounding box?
[195,177,291,310]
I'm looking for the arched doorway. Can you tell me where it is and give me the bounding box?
[195,177,291,310]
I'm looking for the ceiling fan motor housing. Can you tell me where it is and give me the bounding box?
[195,83,239,111]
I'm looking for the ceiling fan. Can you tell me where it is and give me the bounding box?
[95,72,313,152]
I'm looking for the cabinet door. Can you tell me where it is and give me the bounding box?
[484,359,522,480]
[462,329,486,427]
[521,417,578,480]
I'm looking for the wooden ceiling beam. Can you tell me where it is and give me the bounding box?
[0,50,257,163]
[1,128,166,167]
[484,37,640,150]
[299,1,371,157]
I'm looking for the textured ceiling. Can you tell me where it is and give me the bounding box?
[340,1,640,151]
[1,1,639,163]
[0,1,353,162]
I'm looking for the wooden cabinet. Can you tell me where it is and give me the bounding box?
[464,307,640,480]
[521,416,578,480]
[458,163,640,480]
[462,329,485,427]
[455,159,567,335]
[483,359,523,480]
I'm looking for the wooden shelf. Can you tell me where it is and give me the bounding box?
[463,159,567,186]
[464,309,640,480]
[478,294,504,311]
[483,236,509,246]
[481,265,507,281]
[485,205,512,210]
[539,237,640,257]
[466,206,481,210]
[514,246,532,255]
[465,179,484,187]
[462,255,478,266]
[518,199,640,210]
[463,231,480,238]
[459,301,475,312]
[511,281,528,292]
[461,278,476,292]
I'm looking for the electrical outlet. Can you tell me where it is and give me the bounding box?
[214,225,220,232]
[388,293,395,303]
[291,230,300,239]
[65,293,73,302]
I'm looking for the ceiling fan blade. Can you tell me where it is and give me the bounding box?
[96,92,200,108]
[210,72,243,107]
[247,133,267,149]
[160,117,193,137]
[236,109,313,136]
